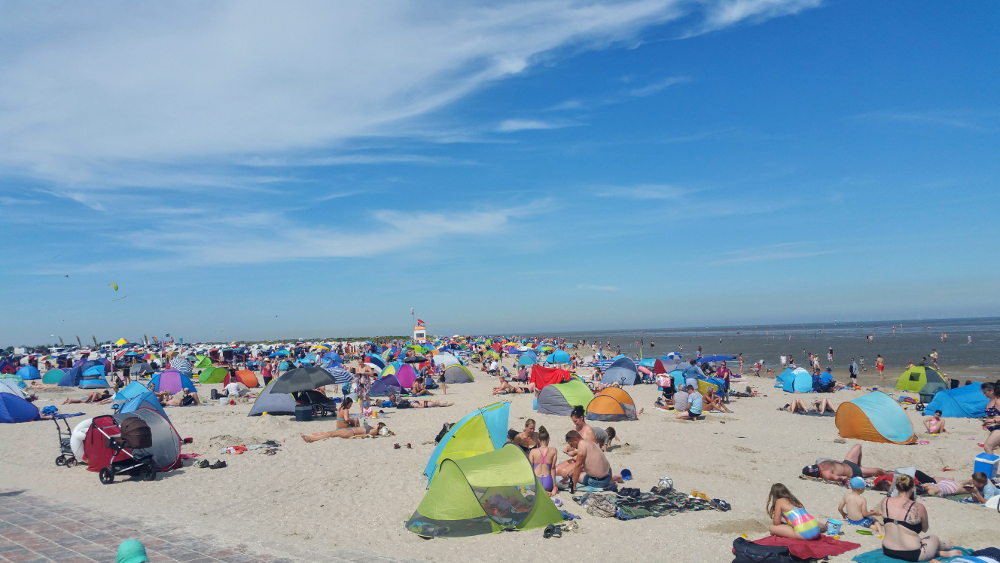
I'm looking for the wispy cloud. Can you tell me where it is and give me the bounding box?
[693,0,823,35]
[315,190,365,202]
[629,76,690,97]
[239,154,476,167]
[594,184,690,199]
[848,110,996,132]
[707,242,834,265]
[496,119,576,133]
[577,284,619,291]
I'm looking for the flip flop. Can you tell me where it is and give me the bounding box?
[394,443,401,449]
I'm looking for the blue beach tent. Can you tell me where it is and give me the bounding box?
[0,391,40,423]
[925,384,989,418]
[16,366,41,380]
[546,350,571,364]
[119,391,170,422]
[601,357,639,386]
[777,367,813,393]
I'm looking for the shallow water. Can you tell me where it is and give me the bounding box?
[542,317,1000,377]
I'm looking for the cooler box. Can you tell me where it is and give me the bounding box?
[974,453,999,480]
[294,404,313,422]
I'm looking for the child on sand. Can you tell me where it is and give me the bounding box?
[838,477,882,533]
[923,410,947,434]
[767,483,827,540]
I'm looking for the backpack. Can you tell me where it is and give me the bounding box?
[731,538,798,563]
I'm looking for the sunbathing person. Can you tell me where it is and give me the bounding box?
[385,392,453,408]
[301,422,392,442]
[923,410,947,433]
[703,388,730,413]
[802,444,886,483]
[160,390,202,406]
[492,377,534,395]
[784,398,836,414]
[812,398,836,413]
[63,390,112,405]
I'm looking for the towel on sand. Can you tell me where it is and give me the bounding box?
[852,547,972,563]
[754,535,860,560]
[794,410,837,417]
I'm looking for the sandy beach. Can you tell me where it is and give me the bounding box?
[2,357,997,562]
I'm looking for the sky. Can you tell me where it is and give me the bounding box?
[1,0,998,346]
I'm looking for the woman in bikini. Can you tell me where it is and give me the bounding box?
[528,427,558,496]
[336,396,359,428]
[301,422,391,442]
[981,383,1000,455]
[880,475,960,561]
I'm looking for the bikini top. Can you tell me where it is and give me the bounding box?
[884,500,922,533]
[985,402,1000,418]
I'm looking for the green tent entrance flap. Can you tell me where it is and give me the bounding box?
[406,444,563,538]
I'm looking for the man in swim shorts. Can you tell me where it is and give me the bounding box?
[560,430,612,492]
[802,444,886,484]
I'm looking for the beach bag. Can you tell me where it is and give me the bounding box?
[731,538,796,563]
[656,375,672,388]
[585,494,617,518]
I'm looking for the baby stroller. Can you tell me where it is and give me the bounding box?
[52,412,84,468]
[83,414,157,484]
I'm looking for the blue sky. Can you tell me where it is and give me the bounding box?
[1,0,998,345]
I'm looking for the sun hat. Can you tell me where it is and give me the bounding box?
[850,477,867,490]
[116,539,150,563]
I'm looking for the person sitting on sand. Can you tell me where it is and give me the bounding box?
[411,376,433,397]
[703,388,730,413]
[767,483,827,540]
[492,377,536,395]
[819,367,846,392]
[881,475,961,561]
[802,444,886,483]
[337,396,360,428]
[676,385,703,420]
[838,477,882,533]
[558,430,613,492]
[528,426,558,496]
[924,410,947,434]
[301,421,392,442]
[766,483,826,540]
[63,390,112,405]
[671,385,689,413]
[514,419,539,450]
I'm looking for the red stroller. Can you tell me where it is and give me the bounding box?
[83,414,157,484]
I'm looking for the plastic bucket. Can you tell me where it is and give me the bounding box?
[620,468,632,481]
[219,398,227,406]
[826,519,842,535]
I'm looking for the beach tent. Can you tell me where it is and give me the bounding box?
[546,350,571,364]
[168,358,192,375]
[131,362,155,377]
[924,384,988,418]
[193,355,212,369]
[58,359,105,388]
[110,407,181,471]
[42,368,64,384]
[407,443,563,538]
[536,378,594,416]
[370,375,403,397]
[601,357,639,386]
[118,391,169,421]
[395,364,418,390]
[776,367,813,393]
[894,366,947,401]
[381,362,400,378]
[586,387,637,422]
[248,380,296,416]
[442,365,474,384]
[79,364,110,389]
[529,365,571,391]
[518,355,536,366]
[424,402,509,485]
[653,359,678,375]
[114,381,149,402]
[150,369,197,394]
[0,374,25,389]
[0,379,26,398]
[226,370,259,388]
[365,355,386,370]
[433,353,461,368]
[16,366,40,380]
[835,391,917,445]
[0,360,15,374]
[198,367,227,384]
[0,391,40,423]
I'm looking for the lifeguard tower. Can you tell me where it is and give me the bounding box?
[413,321,427,342]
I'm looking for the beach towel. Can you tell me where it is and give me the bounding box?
[799,474,873,488]
[573,487,716,520]
[852,547,972,563]
[794,410,837,417]
[754,535,861,560]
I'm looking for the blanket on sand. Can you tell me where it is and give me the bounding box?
[753,535,860,560]
[852,547,972,563]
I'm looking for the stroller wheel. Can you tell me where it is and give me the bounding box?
[99,467,115,485]
[65,458,78,468]
[55,455,66,466]
[142,466,157,481]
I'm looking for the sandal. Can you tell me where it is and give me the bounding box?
[197,459,210,468]
[406,443,412,449]
[394,443,401,449]
[543,524,556,539]
[210,460,227,469]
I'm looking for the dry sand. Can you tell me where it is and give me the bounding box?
[2,360,996,562]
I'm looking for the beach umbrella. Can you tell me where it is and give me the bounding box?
[270,366,338,394]
[403,355,427,364]
[664,353,682,360]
